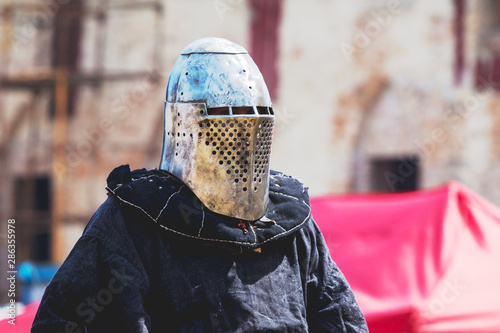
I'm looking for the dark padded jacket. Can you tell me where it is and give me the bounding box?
[32,165,368,333]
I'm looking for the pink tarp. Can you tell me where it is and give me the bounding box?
[0,301,39,332]
[311,181,500,332]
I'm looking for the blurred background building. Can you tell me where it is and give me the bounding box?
[0,0,499,303]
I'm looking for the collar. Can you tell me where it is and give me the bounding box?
[106,165,311,249]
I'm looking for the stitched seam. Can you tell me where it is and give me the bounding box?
[173,200,310,246]
[267,191,309,234]
[131,173,174,182]
[106,184,123,192]
[275,224,287,232]
[131,175,156,181]
[121,201,310,247]
[269,190,301,201]
[197,205,205,237]
[107,187,158,222]
[259,200,311,245]
[158,224,256,245]
[155,185,185,220]
[112,184,311,247]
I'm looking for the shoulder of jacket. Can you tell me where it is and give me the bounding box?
[269,169,310,203]
[105,164,186,222]
[106,165,181,191]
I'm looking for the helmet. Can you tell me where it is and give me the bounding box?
[160,37,275,221]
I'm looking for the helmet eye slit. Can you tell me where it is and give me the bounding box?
[257,106,269,115]
[232,106,255,115]
[207,107,230,115]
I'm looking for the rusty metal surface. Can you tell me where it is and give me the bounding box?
[166,38,271,108]
[161,103,273,220]
[160,38,274,221]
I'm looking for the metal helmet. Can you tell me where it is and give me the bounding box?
[160,37,275,221]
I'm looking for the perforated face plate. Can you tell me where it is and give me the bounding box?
[160,103,274,221]
[199,117,273,192]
